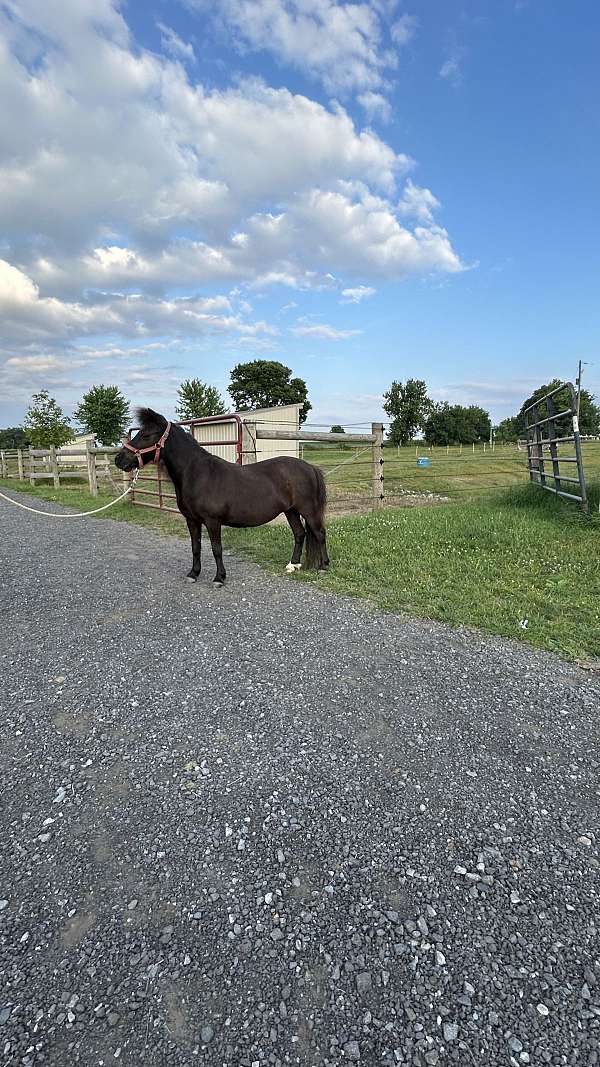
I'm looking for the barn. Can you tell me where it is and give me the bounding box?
[183,403,301,465]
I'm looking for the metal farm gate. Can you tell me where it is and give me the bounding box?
[524,381,588,511]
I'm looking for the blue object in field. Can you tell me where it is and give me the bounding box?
[417,456,432,468]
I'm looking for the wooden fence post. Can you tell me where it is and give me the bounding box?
[86,441,98,497]
[17,449,24,480]
[371,422,384,510]
[29,447,35,485]
[157,461,163,510]
[50,445,60,488]
[0,451,6,478]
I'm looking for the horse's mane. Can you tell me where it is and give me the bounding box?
[136,407,167,429]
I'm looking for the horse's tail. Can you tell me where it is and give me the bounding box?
[304,466,327,569]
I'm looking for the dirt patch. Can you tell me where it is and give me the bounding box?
[61,909,96,948]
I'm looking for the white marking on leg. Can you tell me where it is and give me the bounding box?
[293,563,302,571]
[285,562,296,573]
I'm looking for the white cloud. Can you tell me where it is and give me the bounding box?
[390,14,418,45]
[0,260,276,347]
[0,3,458,295]
[291,323,362,340]
[0,0,464,417]
[398,179,441,224]
[5,354,82,372]
[340,285,376,303]
[357,91,392,123]
[199,0,409,95]
[157,22,196,62]
[439,48,467,87]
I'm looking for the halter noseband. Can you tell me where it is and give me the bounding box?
[122,422,171,467]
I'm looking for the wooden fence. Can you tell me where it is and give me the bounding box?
[0,445,128,497]
[1,423,385,512]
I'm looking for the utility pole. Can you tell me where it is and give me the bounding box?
[576,359,583,418]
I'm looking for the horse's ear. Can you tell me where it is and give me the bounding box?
[135,407,167,429]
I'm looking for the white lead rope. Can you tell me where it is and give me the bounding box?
[0,470,139,518]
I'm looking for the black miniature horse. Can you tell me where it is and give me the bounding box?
[115,408,329,585]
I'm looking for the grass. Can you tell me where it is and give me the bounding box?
[2,472,599,663]
[223,484,600,662]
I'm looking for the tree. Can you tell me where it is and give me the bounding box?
[229,360,311,424]
[518,379,600,437]
[495,416,520,443]
[464,405,492,442]
[0,426,30,449]
[73,384,130,445]
[330,424,348,450]
[176,378,227,420]
[423,403,491,445]
[24,391,73,449]
[383,379,432,446]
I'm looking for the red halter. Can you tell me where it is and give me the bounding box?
[122,422,171,467]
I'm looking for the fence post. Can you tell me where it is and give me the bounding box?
[17,449,24,480]
[86,441,98,497]
[50,445,60,488]
[371,422,384,510]
[157,461,163,510]
[29,447,35,485]
[546,394,561,496]
[533,405,546,487]
[572,407,588,513]
[0,451,5,478]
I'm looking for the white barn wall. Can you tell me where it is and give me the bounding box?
[190,405,300,465]
[190,418,240,463]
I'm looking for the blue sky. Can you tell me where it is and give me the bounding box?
[1,0,598,428]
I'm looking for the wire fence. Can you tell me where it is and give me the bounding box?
[297,439,600,509]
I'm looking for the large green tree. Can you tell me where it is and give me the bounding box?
[423,403,491,445]
[175,379,227,420]
[383,379,432,446]
[229,360,311,424]
[0,426,30,449]
[517,379,600,437]
[494,416,521,443]
[24,391,73,449]
[74,384,129,445]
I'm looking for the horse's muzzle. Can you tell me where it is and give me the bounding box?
[114,450,138,472]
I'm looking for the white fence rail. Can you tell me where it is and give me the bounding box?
[0,446,127,497]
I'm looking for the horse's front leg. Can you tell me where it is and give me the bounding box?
[185,518,202,582]
[205,520,226,586]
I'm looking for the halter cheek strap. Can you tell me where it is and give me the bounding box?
[123,422,171,467]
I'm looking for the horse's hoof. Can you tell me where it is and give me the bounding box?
[285,563,302,573]
[186,575,197,583]
[213,580,224,588]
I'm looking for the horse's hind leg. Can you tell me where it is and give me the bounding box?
[301,510,329,570]
[205,519,226,586]
[185,518,202,582]
[284,508,305,572]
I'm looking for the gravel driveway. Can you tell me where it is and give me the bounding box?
[1,496,599,1067]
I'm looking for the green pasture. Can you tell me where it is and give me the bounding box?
[302,439,600,501]
[224,484,600,662]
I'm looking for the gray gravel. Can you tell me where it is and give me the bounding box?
[1,495,599,1066]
